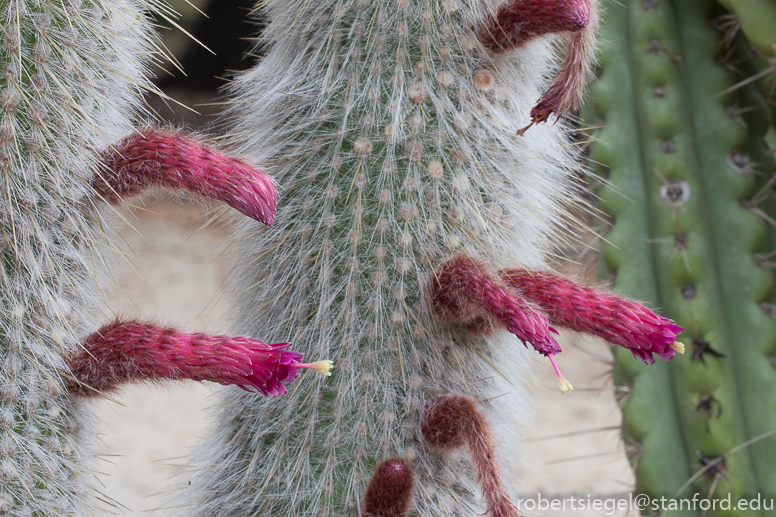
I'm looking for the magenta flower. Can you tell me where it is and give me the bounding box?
[479,0,592,52]
[429,255,561,356]
[502,269,686,364]
[477,0,596,133]
[67,320,332,398]
[96,128,277,225]
[428,255,685,392]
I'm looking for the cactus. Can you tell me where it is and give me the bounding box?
[179,0,597,513]
[587,0,776,513]
[179,0,693,515]
[0,2,323,514]
[713,0,776,132]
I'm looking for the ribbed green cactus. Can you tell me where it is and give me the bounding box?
[716,0,776,57]
[588,0,776,513]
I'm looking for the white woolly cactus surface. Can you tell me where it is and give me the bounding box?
[185,0,590,515]
[0,1,152,514]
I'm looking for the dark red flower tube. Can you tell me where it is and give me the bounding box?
[422,395,521,517]
[477,0,598,133]
[479,0,592,52]
[428,255,560,356]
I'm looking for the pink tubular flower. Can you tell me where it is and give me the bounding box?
[477,0,597,133]
[422,395,521,517]
[479,0,592,52]
[428,255,560,356]
[66,320,333,398]
[502,269,685,364]
[95,128,277,225]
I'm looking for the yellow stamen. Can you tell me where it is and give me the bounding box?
[311,360,334,376]
[559,378,574,394]
[670,342,686,354]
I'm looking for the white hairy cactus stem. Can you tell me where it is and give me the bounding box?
[183,0,593,515]
[0,1,160,514]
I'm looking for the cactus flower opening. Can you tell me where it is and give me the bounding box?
[67,320,331,398]
[502,269,686,365]
[290,360,335,377]
[549,355,574,394]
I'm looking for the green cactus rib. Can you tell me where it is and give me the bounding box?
[588,2,696,511]
[675,0,776,504]
[590,0,776,512]
[713,0,776,132]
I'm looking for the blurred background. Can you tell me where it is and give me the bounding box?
[91,2,638,515]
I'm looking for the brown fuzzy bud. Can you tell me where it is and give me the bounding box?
[422,394,477,450]
[362,459,416,517]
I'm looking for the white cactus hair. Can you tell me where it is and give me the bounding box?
[0,0,167,514]
[181,0,593,515]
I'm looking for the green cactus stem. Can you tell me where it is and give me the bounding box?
[588,0,776,513]
[716,0,776,57]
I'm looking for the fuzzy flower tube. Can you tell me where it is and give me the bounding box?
[0,2,297,514]
[66,320,330,398]
[182,0,608,515]
[428,255,685,393]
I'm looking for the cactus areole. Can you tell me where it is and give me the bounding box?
[182,0,683,515]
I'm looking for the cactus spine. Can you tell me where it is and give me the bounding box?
[183,0,597,515]
[588,0,776,513]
